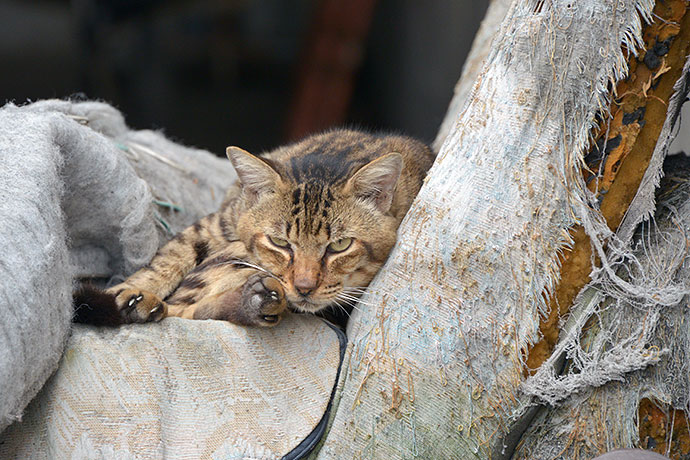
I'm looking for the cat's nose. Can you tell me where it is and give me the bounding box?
[294,278,318,297]
[296,286,314,297]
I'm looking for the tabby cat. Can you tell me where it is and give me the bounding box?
[74,129,434,327]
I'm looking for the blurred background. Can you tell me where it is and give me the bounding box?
[0,0,488,156]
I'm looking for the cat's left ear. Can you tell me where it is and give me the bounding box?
[346,152,403,213]
[226,146,283,201]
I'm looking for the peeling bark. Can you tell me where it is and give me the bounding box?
[525,0,690,375]
[515,156,690,459]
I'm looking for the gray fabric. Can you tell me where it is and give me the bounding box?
[0,100,235,432]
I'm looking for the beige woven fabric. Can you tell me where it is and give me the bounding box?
[0,315,341,460]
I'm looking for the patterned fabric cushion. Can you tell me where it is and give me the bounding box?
[0,315,345,460]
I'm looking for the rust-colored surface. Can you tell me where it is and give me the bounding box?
[639,399,690,459]
[524,226,592,372]
[598,0,690,228]
[525,0,690,376]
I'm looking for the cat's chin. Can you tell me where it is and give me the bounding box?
[289,299,328,314]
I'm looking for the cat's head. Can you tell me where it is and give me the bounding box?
[226,143,403,313]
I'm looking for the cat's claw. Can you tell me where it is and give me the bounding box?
[128,295,143,307]
[115,289,167,323]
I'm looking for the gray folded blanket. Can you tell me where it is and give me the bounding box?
[0,100,236,431]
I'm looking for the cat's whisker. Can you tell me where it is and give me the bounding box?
[331,299,351,318]
[329,298,346,317]
[345,302,364,314]
[338,292,373,306]
[345,301,369,311]
[344,286,405,303]
[334,294,365,313]
[339,287,365,296]
[337,290,358,300]
[342,290,365,297]
[212,258,283,283]
[338,293,366,304]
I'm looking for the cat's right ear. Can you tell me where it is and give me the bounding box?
[226,147,282,201]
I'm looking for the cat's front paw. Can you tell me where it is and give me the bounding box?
[241,274,287,327]
[113,289,167,323]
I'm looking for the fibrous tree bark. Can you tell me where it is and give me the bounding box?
[314,1,690,459]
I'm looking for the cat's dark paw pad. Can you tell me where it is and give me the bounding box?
[114,289,167,323]
[241,274,287,327]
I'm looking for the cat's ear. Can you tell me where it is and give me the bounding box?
[346,152,403,213]
[226,147,282,201]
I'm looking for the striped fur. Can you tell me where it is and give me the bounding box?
[74,129,434,327]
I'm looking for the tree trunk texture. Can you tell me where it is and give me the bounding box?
[314,0,690,459]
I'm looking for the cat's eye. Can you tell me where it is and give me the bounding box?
[327,237,353,253]
[268,235,290,248]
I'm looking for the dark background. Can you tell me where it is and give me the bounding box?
[0,0,488,156]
